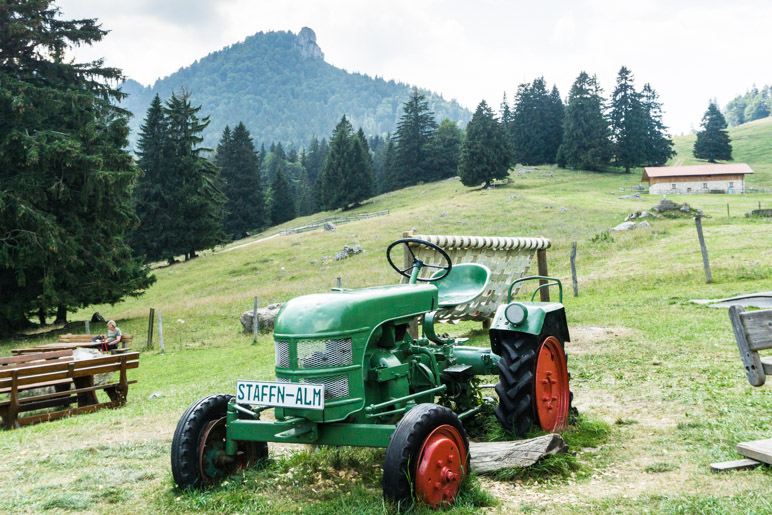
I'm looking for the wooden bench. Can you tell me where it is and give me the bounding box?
[730,306,772,387]
[401,232,552,324]
[0,351,139,429]
[712,306,772,471]
[58,333,133,345]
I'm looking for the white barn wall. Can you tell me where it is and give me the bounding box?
[649,179,744,195]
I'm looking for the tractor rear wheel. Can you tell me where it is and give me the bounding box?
[494,331,572,435]
[171,394,267,489]
[383,403,469,508]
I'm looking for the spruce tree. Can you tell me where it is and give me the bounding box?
[218,122,265,239]
[394,88,438,186]
[458,101,512,188]
[269,165,295,225]
[556,72,612,171]
[693,103,732,162]
[512,78,562,165]
[381,137,398,193]
[500,93,515,156]
[640,84,675,166]
[132,94,172,260]
[317,116,352,210]
[425,119,463,181]
[609,67,647,173]
[295,170,316,217]
[0,0,153,334]
[162,92,226,260]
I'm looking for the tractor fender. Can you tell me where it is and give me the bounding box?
[488,302,570,356]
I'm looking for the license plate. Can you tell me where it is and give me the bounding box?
[236,380,325,410]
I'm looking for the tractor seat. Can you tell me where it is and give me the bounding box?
[430,263,491,308]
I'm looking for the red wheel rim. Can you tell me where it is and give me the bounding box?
[534,336,570,432]
[414,424,467,508]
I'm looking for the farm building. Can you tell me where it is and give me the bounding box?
[642,163,754,194]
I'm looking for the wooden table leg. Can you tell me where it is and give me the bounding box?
[73,376,99,406]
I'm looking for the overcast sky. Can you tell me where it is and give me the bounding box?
[58,0,771,135]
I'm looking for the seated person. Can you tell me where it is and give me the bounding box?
[91,320,123,352]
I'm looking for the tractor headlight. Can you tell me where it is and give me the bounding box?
[504,303,528,325]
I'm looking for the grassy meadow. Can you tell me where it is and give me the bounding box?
[2,126,772,513]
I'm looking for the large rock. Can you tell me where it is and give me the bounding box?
[334,245,363,261]
[241,303,285,332]
[323,222,336,232]
[652,199,680,212]
[612,222,636,231]
[293,27,324,60]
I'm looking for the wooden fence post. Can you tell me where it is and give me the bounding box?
[336,277,342,289]
[252,297,259,343]
[694,216,712,284]
[157,310,165,353]
[85,320,90,335]
[146,308,155,350]
[570,242,578,297]
[537,249,550,302]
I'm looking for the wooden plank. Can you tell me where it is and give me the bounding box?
[0,360,72,379]
[469,434,567,474]
[72,360,138,378]
[0,378,73,395]
[17,401,116,427]
[737,439,772,465]
[694,216,712,284]
[710,458,761,472]
[0,350,73,366]
[729,306,766,386]
[740,309,772,351]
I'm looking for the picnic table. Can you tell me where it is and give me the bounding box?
[0,350,139,429]
[11,333,134,355]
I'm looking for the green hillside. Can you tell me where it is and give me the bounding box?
[671,116,772,188]
[119,28,471,150]
[2,164,771,512]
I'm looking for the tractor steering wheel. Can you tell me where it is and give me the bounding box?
[386,238,452,282]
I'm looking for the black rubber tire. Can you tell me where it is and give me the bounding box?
[382,403,470,506]
[494,333,538,436]
[171,393,267,490]
[494,330,575,436]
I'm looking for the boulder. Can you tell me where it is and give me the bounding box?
[91,312,105,323]
[323,222,336,232]
[619,193,641,200]
[334,245,363,261]
[240,302,285,333]
[637,221,652,229]
[652,199,680,212]
[612,222,636,232]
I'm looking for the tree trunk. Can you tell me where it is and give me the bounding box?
[54,305,67,325]
[38,307,47,326]
[625,166,630,174]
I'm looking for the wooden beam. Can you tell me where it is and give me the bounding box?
[537,249,550,302]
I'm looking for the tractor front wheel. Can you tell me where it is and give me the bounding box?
[383,403,469,508]
[171,394,267,489]
[494,331,572,435]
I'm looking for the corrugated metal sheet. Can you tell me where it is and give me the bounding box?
[642,163,754,181]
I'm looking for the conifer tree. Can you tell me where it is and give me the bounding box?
[640,84,676,166]
[499,93,515,155]
[512,78,563,165]
[394,88,438,186]
[381,137,398,193]
[609,67,648,173]
[425,119,464,181]
[458,101,512,188]
[132,94,172,260]
[556,72,612,171]
[217,122,264,239]
[693,103,733,162]
[317,117,375,209]
[295,170,316,217]
[269,165,295,225]
[0,0,153,334]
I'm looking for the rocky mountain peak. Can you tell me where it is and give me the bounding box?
[294,27,324,60]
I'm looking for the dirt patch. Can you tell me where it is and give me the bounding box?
[567,326,636,356]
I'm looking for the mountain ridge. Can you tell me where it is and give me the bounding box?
[119,27,471,150]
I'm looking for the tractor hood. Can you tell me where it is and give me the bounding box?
[274,284,438,338]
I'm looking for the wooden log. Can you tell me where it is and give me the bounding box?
[469,433,568,474]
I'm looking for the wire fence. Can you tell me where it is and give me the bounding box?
[280,210,390,235]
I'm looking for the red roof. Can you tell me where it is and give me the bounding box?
[642,163,754,182]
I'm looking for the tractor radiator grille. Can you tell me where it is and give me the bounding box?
[274,340,290,368]
[296,338,353,369]
[275,375,349,399]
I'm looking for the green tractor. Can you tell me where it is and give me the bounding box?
[171,238,572,507]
